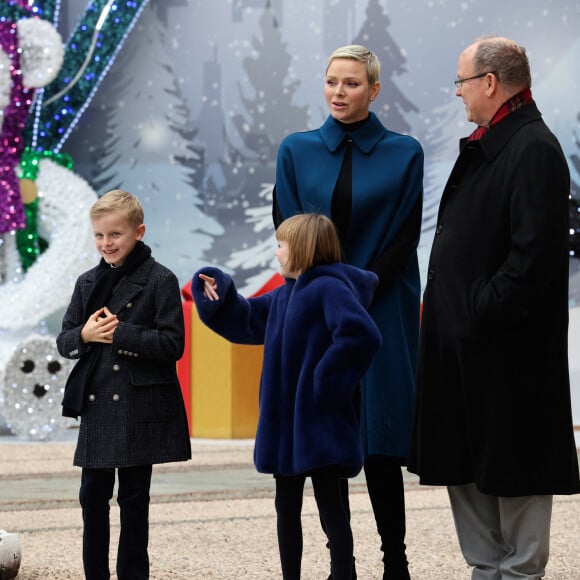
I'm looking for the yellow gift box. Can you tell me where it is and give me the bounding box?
[190,311,262,438]
[183,274,284,439]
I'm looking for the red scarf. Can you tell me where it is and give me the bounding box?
[468,88,533,141]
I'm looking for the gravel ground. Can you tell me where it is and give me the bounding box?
[1,438,579,579]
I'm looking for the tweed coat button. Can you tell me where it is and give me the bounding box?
[88,394,96,402]
[112,394,120,402]
[113,364,121,372]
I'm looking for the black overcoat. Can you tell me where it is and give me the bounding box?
[408,102,580,496]
[57,257,191,469]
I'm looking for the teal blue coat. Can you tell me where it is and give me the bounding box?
[275,113,424,460]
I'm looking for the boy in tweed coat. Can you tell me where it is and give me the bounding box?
[57,190,191,579]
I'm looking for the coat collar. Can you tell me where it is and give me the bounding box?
[82,257,155,314]
[319,111,386,154]
[459,101,542,161]
[110,258,154,313]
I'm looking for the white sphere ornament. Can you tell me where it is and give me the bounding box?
[0,530,21,580]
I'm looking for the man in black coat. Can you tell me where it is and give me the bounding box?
[408,36,580,579]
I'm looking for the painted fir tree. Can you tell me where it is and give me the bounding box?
[353,0,418,134]
[221,0,308,293]
[169,86,206,194]
[84,2,222,284]
[231,0,308,158]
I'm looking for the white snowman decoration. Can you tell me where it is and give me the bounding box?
[1,335,77,440]
[0,15,98,440]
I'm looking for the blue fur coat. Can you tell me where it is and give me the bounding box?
[191,263,381,477]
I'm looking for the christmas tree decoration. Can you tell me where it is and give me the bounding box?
[26,0,151,154]
[0,12,63,233]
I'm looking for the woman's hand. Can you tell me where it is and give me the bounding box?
[199,273,219,301]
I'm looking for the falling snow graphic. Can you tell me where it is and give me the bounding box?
[60,0,580,293]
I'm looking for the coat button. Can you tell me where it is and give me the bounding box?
[88,394,96,402]
[428,269,435,280]
[436,224,443,234]
[126,302,133,309]
[112,364,120,372]
[112,394,120,402]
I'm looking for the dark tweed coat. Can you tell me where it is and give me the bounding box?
[192,263,382,477]
[408,102,580,496]
[57,257,191,469]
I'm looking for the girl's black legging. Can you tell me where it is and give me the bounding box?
[275,470,353,580]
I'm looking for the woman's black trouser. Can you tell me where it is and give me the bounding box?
[325,455,410,580]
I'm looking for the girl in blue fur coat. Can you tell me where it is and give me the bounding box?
[191,214,381,580]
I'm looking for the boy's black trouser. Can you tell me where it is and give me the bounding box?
[80,464,152,580]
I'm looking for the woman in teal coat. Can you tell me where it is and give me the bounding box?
[273,45,423,579]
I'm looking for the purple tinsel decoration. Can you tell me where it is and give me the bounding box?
[0,18,35,233]
[11,1,33,11]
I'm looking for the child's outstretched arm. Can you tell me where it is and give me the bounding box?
[192,267,273,345]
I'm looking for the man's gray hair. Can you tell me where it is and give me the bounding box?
[473,35,531,91]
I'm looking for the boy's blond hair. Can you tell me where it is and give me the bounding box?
[90,189,144,228]
[276,214,341,274]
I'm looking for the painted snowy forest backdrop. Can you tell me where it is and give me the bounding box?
[60,0,580,299]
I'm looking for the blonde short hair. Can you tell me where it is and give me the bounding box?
[327,44,381,85]
[90,189,144,228]
[276,214,342,274]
